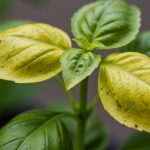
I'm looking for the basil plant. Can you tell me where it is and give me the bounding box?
[0,0,149,150]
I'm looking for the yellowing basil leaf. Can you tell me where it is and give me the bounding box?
[98,52,150,132]
[61,49,101,90]
[0,23,71,83]
[0,110,73,150]
[121,31,150,56]
[72,0,141,51]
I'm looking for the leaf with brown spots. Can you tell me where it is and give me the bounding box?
[0,23,71,83]
[98,52,150,132]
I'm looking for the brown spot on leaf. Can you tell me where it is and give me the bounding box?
[116,100,122,108]
[124,107,129,112]
[106,91,109,95]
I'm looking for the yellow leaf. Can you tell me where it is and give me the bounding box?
[0,23,71,83]
[98,52,150,132]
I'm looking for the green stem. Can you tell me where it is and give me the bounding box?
[76,78,88,150]
[87,94,99,115]
[55,75,77,111]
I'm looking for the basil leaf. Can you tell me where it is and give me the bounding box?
[71,0,141,51]
[48,103,76,143]
[0,110,73,150]
[61,49,101,90]
[121,31,150,56]
[98,52,150,132]
[49,103,109,150]
[85,117,108,150]
[121,131,150,150]
[0,23,71,83]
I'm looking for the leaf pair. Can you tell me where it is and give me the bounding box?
[0,0,141,90]
[60,0,141,90]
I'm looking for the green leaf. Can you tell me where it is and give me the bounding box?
[85,116,109,150]
[0,23,71,83]
[0,110,73,150]
[0,20,33,32]
[48,103,109,149]
[61,48,101,90]
[121,131,150,150]
[121,31,150,56]
[48,103,76,142]
[71,0,141,51]
[98,52,150,132]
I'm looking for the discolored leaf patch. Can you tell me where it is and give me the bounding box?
[98,52,150,132]
[0,23,71,83]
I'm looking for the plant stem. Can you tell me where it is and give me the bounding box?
[76,78,88,150]
[87,94,99,115]
[55,75,77,111]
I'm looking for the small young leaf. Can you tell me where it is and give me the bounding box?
[0,23,71,83]
[98,52,150,132]
[121,131,150,150]
[71,0,141,51]
[61,49,101,90]
[121,31,150,56]
[0,110,73,150]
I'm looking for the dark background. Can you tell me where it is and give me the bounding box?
[0,0,149,149]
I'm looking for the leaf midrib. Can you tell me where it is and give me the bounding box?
[90,0,114,42]
[12,35,65,50]
[0,34,64,67]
